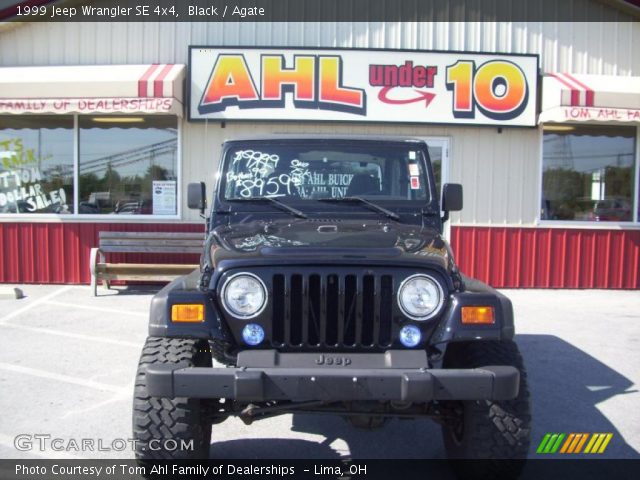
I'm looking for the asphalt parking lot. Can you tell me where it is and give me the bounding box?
[0,285,638,460]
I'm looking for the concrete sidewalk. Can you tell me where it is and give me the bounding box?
[0,285,638,460]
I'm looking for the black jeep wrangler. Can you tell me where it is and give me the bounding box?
[133,135,531,474]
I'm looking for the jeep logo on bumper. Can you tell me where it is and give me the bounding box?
[315,354,352,366]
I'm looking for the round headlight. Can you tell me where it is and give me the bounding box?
[397,274,444,320]
[221,273,267,319]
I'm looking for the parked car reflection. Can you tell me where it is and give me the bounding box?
[591,197,632,222]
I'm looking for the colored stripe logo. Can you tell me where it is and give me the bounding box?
[537,433,613,454]
[549,72,595,107]
[138,64,176,98]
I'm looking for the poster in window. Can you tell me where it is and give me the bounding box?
[152,180,176,215]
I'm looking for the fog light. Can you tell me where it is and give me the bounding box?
[399,325,421,348]
[242,324,265,346]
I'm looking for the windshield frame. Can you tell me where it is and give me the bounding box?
[214,139,439,215]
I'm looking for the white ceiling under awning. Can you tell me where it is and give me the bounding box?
[539,73,640,124]
[0,64,185,116]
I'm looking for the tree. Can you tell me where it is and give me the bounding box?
[141,165,169,195]
[103,164,122,192]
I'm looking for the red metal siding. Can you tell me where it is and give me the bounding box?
[1,223,639,288]
[0,222,203,284]
[450,226,640,289]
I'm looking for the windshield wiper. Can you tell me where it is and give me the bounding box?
[227,197,308,219]
[318,196,400,221]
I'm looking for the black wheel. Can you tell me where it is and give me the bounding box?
[441,341,531,479]
[132,337,213,459]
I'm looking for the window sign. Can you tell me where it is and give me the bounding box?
[152,180,177,215]
[0,116,74,214]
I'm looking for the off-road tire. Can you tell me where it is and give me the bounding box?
[441,340,531,479]
[132,337,212,460]
[209,338,234,366]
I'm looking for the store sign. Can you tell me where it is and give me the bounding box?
[0,98,180,115]
[539,74,640,124]
[189,47,538,126]
[558,106,640,122]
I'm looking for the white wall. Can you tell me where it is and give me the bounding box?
[1,8,635,225]
[1,19,638,75]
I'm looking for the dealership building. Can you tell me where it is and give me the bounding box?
[0,2,639,289]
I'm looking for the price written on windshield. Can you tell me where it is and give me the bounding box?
[227,151,355,199]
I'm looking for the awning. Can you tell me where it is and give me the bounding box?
[539,73,640,124]
[0,64,185,116]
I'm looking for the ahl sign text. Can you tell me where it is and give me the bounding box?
[189,47,538,126]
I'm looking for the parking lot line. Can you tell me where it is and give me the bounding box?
[0,323,141,348]
[0,362,128,394]
[0,287,74,324]
[61,390,131,419]
[44,300,148,318]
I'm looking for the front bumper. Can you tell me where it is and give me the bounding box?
[145,350,519,403]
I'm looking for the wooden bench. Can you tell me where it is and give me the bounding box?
[89,231,202,296]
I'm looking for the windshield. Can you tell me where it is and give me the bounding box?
[221,142,430,202]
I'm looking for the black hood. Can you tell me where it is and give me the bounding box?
[210,218,454,271]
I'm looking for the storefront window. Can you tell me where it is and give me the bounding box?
[79,116,178,215]
[0,116,74,214]
[541,125,636,222]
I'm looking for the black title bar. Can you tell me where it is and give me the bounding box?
[2,459,640,480]
[3,0,639,23]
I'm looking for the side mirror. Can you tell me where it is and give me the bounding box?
[441,183,463,222]
[187,182,206,213]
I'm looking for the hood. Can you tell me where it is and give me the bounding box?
[210,218,454,270]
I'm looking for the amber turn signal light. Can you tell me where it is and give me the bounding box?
[461,306,495,324]
[171,304,204,322]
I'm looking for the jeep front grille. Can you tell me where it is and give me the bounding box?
[271,273,394,349]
